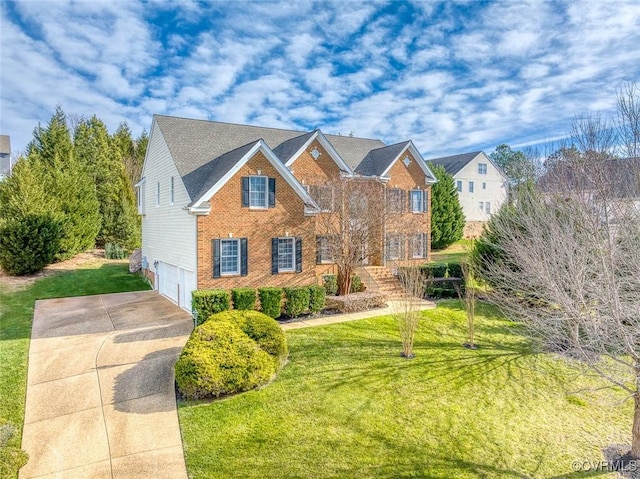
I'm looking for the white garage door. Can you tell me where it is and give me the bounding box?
[158,262,195,312]
[158,262,179,304]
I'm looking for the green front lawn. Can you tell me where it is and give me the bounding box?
[179,301,629,478]
[0,262,150,477]
[430,239,473,263]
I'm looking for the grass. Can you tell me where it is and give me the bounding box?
[178,300,630,478]
[0,262,150,477]
[431,239,473,263]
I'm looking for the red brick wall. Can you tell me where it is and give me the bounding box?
[384,151,432,263]
[197,151,317,289]
[289,139,341,185]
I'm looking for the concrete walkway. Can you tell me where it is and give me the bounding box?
[280,298,436,330]
[20,291,193,479]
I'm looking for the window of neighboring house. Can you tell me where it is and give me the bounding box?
[170,176,175,205]
[478,163,488,175]
[220,239,240,275]
[410,189,424,213]
[386,188,404,213]
[156,181,160,207]
[485,202,491,214]
[479,201,484,211]
[469,181,474,193]
[309,184,334,212]
[386,234,404,260]
[482,182,487,190]
[412,233,427,258]
[456,180,462,193]
[316,236,333,264]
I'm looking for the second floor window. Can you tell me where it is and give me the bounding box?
[410,189,427,213]
[456,181,462,193]
[250,176,267,208]
[469,181,474,193]
[386,188,404,213]
[478,163,487,174]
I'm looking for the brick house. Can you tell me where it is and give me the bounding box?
[138,115,437,310]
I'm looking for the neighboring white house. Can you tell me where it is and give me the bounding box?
[427,151,508,237]
[0,135,11,180]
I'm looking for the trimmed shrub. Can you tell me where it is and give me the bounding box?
[326,292,388,313]
[0,214,61,275]
[231,287,256,310]
[208,310,288,366]
[284,286,310,318]
[322,274,338,296]
[418,263,448,279]
[175,319,275,399]
[350,274,364,293]
[308,285,326,314]
[424,278,463,298]
[192,289,230,324]
[105,242,127,259]
[258,287,283,319]
[447,261,463,279]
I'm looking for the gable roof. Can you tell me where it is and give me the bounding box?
[356,141,412,176]
[426,151,483,176]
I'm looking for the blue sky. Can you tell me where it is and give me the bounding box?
[1,0,639,158]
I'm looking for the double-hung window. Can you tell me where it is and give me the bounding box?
[478,163,487,175]
[469,181,474,193]
[386,234,404,260]
[485,202,491,214]
[277,238,295,272]
[316,236,333,264]
[386,188,404,213]
[410,190,424,213]
[272,237,302,274]
[220,239,240,275]
[412,233,426,259]
[456,180,462,193]
[213,237,248,278]
[249,176,267,208]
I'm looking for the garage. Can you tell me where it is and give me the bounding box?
[157,261,195,311]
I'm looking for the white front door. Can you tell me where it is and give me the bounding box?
[179,268,195,312]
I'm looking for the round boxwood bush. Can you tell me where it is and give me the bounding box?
[175,319,275,400]
[205,310,288,366]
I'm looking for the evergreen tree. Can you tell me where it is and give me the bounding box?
[429,163,465,250]
[26,107,100,260]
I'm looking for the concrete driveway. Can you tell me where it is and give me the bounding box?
[20,291,193,479]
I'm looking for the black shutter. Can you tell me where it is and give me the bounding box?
[241,177,249,207]
[401,190,406,213]
[271,238,279,275]
[423,190,428,212]
[268,178,276,208]
[408,190,412,212]
[213,239,221,278]
[316,236,322,264]
[400,235,406,259]
[240,238,248,276]
[295,237,303,273]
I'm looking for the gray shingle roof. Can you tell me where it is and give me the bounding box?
[426,151,482,176]
[153,115,388,201]
[355,141,411,176]
[272,131,316,163]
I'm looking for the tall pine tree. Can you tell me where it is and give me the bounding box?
[27,107,100,260]
[429,163,465,250]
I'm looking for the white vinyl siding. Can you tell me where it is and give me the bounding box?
[170,176,175,204]
[141,121,197,311]
[156,182,161,206]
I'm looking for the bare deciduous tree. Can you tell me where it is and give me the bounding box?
[393,265,426,358]
[476,149,640,457]
[617,81,640,159]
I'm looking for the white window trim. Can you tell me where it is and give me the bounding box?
[410,189,423,213]
[220,238,240,276]
[456,180,462,193]
[412,233,426,259]
[277,237,296,272]
[387,234,402,260]
[170,176,175,205]
[479,201,484,211]
[482,182,487,190]
[249,175,268,210]
[478,163,488,175]
[469,181,474,193]
[156,181,160,207]
[485,202,491,214]
[318,236,333,264]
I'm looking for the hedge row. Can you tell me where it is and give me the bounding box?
[321,274,365,295]
[192,285,327,323]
